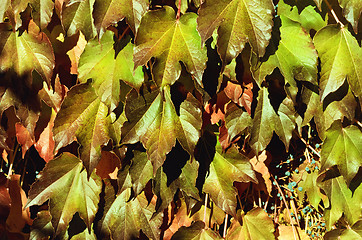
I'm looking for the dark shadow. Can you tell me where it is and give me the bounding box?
[67,213,87,239]
[163,141,189,186]
[202,38,222,97]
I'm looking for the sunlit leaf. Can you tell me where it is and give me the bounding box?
[61,0,97,40]
[252,14,318,100]
[203,140,257,216]
[93,0,148,38]
[318,171,361,229]
[53,82,113,176]
[338,0,362,33]
[29,0,54,30]
[30,211,54,240]
[250,88,296,154]
[78,31,143,111]
[226,207,275,240]
[171,221,223,240]
[320,121,362,184]
[313,25,362,101]
[225,103,252,142]
[129,150,153,196]
[298,170,322,209]
[197,0,274,64]
[101,188,163,240]
[134,6,207,86]
[0,21,55,85]
[26,153,102,238]
[153,166,178,214]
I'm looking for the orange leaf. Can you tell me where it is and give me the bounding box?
[96,150,121,179]
[15,123,35,159]
[250,151,272,194]
[34,114,55,163]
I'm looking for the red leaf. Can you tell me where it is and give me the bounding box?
[34,114,55,163]
[6,175,32,232]
[224,81,253,115]
[15,123,35,158]
[219,124,230,151]
[96,150,121,179]
[204,91,230,125]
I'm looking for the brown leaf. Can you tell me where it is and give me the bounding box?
[204,91,230,125]
[250,151,272,194]
[224,81,253,115]
[219,124,230,151]
[6,175,32,233]
[277,225,309,240]
[34,114,55,163]
[39,75,68,112]
[67,32,87,75]
[96,150,121,179]
[0,173,11,224]
[163,200,193,240]
[15,123,35,159]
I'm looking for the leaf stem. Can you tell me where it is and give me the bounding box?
[300,137,320,158]
[176,0,182,20]
[204,193,208,224]
[272,175,299,240]
[323,0,344,27]
[223,214,228,238]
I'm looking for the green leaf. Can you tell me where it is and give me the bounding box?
[250,88,296,154]
[30,211,54,240]
[203,140,257,216]
[0,0,28,29]
[129,150,153,196]
[62,0,97,40]
[78,31,143,111]
[313,25,362,101]
[226,207,275,240]
[175,159,201,200]
[134,6,207,86]
[26,153,102,237]
[177,93,203,158]
[320,121,362,184]
[298,170,322,209]
[171,221,223,240]
[122,87,178,174]
[338,0,362,33]
[252,15,318,99]
[93,0,148,38]
[197,0,274,64]
[101,188,163,240]
[277,0,326,32]
[318,171,361,229]
[153,166,178,214]
[225,103,252,141]
[53,82,113,176]
[0,22,55,85]
[29,0,54,30]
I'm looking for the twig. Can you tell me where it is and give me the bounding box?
[323,0,344,27]
[272,176,300,240]
[355,120,362,128]
[223,214,228,238]
[176,0,182,20]
[300,137,320,158]
[204,193,208,224]
[264,195,270,210]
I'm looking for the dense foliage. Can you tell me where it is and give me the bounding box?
[0,0,361,239]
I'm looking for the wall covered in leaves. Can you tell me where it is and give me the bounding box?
[0,0,361,239]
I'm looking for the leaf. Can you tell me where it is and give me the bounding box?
[250,151,272,194]
[175,160,201,201]
[29,0,54,30]
[66,32,87,75]
[277,225,309,240]
[34,111,55,163]
[101,188,163,240]
[177,93,203,157]
[338,0,362,33]
[277,0,326,32]
[134,6,207,86]
[250,88,296,154]
[6,174,32,233]
[252,15,318,100]
[78,31,144,111]
[313,25,362,101]
[153,166,178,214]
[53,82,113,176]
[0,127,9,151]
[197,0,274,65]
[0,0,28,30]
[226,207,275,240]
[93,0,148,38]
[15,123,35,158]
[95,150,120,179]
[0,21,55,85]
[26,153,102,237]
[320,121,362,184]
[225,103,252,141]
[61,0,97,40]
[30,211,54,240]
[171,221,223,240]
[203,140,257,216]
[122,87,196,175]
[38,76,68,113]
[318,172,361,229]
[298,170,322,209]
[129,150,153,196]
